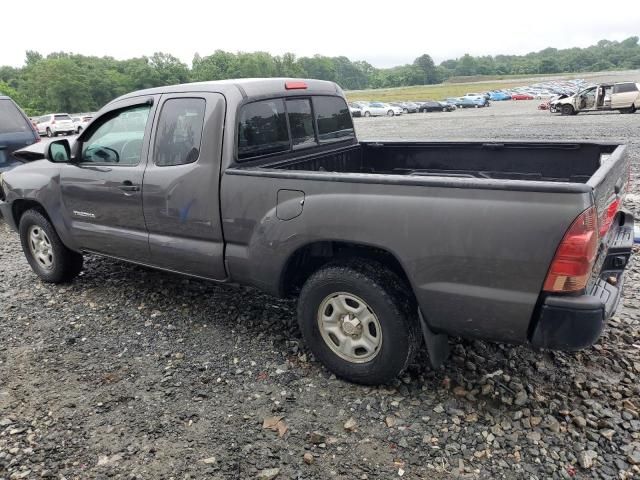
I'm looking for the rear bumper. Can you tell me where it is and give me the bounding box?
[530,211,634,350]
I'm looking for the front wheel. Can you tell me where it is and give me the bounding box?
[561,104,575,116]
[77,126,83,134]
[297,261,421,385]
[363,111,371,117]
[387,110,394,117]
[46,128,53,138]
[19,209,83,283]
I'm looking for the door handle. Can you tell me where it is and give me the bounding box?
[119,180,140,192]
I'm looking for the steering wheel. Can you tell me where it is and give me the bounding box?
[87,146,120,163]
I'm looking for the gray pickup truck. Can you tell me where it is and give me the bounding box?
[0,78,634,384]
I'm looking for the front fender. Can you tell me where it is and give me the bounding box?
[1,160,78,250]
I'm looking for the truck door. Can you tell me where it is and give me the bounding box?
[142,92,227,280]
[611,83,639,109]
[59,96,158,261]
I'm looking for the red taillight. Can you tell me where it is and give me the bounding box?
[599,197,621,237]
[285,81,307,90]
[543,206,599,293]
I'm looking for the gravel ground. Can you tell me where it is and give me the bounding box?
[1,101,640,480]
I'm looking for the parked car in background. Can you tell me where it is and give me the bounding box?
[0,95,40,172]
[464,92,490,102]
[445,97,477,109]
[361,102,403,117]
[36,113,75,137]
[390,102,418,114]
[348,103,362,117]
[472,97,490,108]
[511,93,535,100]
[489,91,512,101]
[71,114,94,133]
[419,101,450,112]
[439,101,456,112]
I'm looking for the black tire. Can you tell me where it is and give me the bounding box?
[46,127,53,138]
[364,111,371,117]
[77,126,83,134]
[387,110,394,117]
[19,209,83,283]
[297,261,421,385]
[561,104,574,116]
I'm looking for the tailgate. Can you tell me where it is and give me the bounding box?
[588,144,632,315]
[587,145,630,231]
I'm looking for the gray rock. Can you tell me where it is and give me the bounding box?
[257,468,280,480]
[578,450,597,469]
[628,450,640,465]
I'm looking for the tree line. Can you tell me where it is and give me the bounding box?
[1,37,639,116]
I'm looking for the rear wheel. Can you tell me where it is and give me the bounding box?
[442,107,446,112]
[561,104,575,116]
[297,261,421,385]
[387,110,394,117]
[46,127,53,138]
[77,126,83,134]
[364,111,371,117]
[403,108,408,114]
[19,210,83,283]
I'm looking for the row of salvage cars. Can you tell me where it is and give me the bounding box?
[348,97,485,117]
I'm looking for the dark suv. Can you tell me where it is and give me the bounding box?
[0,95,40,172]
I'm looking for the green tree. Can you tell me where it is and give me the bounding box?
[413,54,438,84]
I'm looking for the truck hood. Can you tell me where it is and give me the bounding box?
[12,141,47,162]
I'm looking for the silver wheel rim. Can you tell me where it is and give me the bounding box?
[317,292,382,363]
[28,225,54,270]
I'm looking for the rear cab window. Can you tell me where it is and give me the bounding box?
[54,114,72,121]
[286,98,316,149]
[0,99,31,134]
[313,96,355,143]
[237,95,354,161]
[154,98,206,166]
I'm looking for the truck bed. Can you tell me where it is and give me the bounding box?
[264,141,617,184]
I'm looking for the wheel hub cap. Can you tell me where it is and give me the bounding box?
[341,315,361,335]
[28,226,54,270]
[317,293,382,363]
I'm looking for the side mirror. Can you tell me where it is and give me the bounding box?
[46,139,71,163]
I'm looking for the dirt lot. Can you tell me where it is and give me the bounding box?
[1,101,640,480]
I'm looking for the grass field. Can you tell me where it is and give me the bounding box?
[344,69,640,102]
[345,81,525,102]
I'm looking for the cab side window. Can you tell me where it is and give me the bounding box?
[81,105,151,165]
[154,98,206,166]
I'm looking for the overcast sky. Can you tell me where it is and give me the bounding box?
[2,0,639,68]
